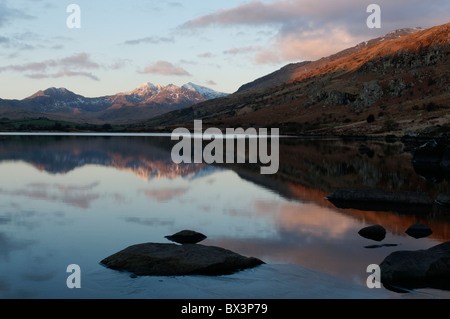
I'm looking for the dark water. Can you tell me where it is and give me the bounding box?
[0,134,449,298]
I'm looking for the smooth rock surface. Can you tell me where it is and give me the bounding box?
[380,241,450,291]
[100,243,264,276]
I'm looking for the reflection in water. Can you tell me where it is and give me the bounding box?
[0,135,449,298]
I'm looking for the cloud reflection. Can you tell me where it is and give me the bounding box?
[142,187,188,203]
[0,232,35,260]
[0,182,100,209]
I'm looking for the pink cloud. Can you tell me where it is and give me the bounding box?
[0,52,102,80]
[183,0,450,64]
[139,60,191,76]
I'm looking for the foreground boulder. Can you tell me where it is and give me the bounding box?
[380,241,450,291]
[100,243,264,276]
[358,224,386,241]
[164,230,207,244]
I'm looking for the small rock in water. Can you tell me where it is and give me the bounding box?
[405,223,433,239]
[165,230,207,244]
[358,224,386,241]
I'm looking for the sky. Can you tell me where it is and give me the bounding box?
[0,0,449,100]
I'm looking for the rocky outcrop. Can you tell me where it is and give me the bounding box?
[388,78,408,97]
[100,243,264,276]
[380,241,450,291]
[305,89,357,106]
[354,81,383,107]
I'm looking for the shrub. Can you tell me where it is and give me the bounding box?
[366,114,375,123]
[425,102,440,112]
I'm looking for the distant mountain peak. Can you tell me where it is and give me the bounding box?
[125,82,163,98]
[182,82,229,99]
[26,87,77,100]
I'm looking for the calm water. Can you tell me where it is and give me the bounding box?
[1,134,449,299]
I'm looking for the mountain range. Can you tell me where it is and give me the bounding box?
[0,82,228,124]
[1,22,449,136]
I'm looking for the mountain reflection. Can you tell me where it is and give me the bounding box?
[1,135,450,242]
[0,135,206,179]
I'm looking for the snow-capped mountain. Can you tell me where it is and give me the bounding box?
[109,82,207,106]
[182,82,229,100]
[2,82,226,124]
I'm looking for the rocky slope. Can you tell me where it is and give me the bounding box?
[139,23,450,137]
[237,28,423,93]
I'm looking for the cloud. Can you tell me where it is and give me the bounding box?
[182,0,450,62]
[123,36,174,45]
[60,52,100,69]
[198,52,214,58]
[182,1,296,28]
[139,60,191,76]
[108,59,129,70]
[0,36,9,44]
[26,71,100,81]
[0,52,102,80]
[223,46,261,55]
[0,1,34,28]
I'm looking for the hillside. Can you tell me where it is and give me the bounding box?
[137,22,450,137]
[237,28,422,93]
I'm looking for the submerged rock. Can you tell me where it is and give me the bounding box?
[436,193,450,206]
[364,244,398,249]
[358,224,386,241]
[327,188,433,214]
[100,243,264,276]
[165,230,207,244]
[405,223,433,239]
[380,241,450,291]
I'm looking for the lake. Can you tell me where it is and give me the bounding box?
[1,134,449,299]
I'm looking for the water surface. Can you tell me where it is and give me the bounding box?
[1,134,449,298]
